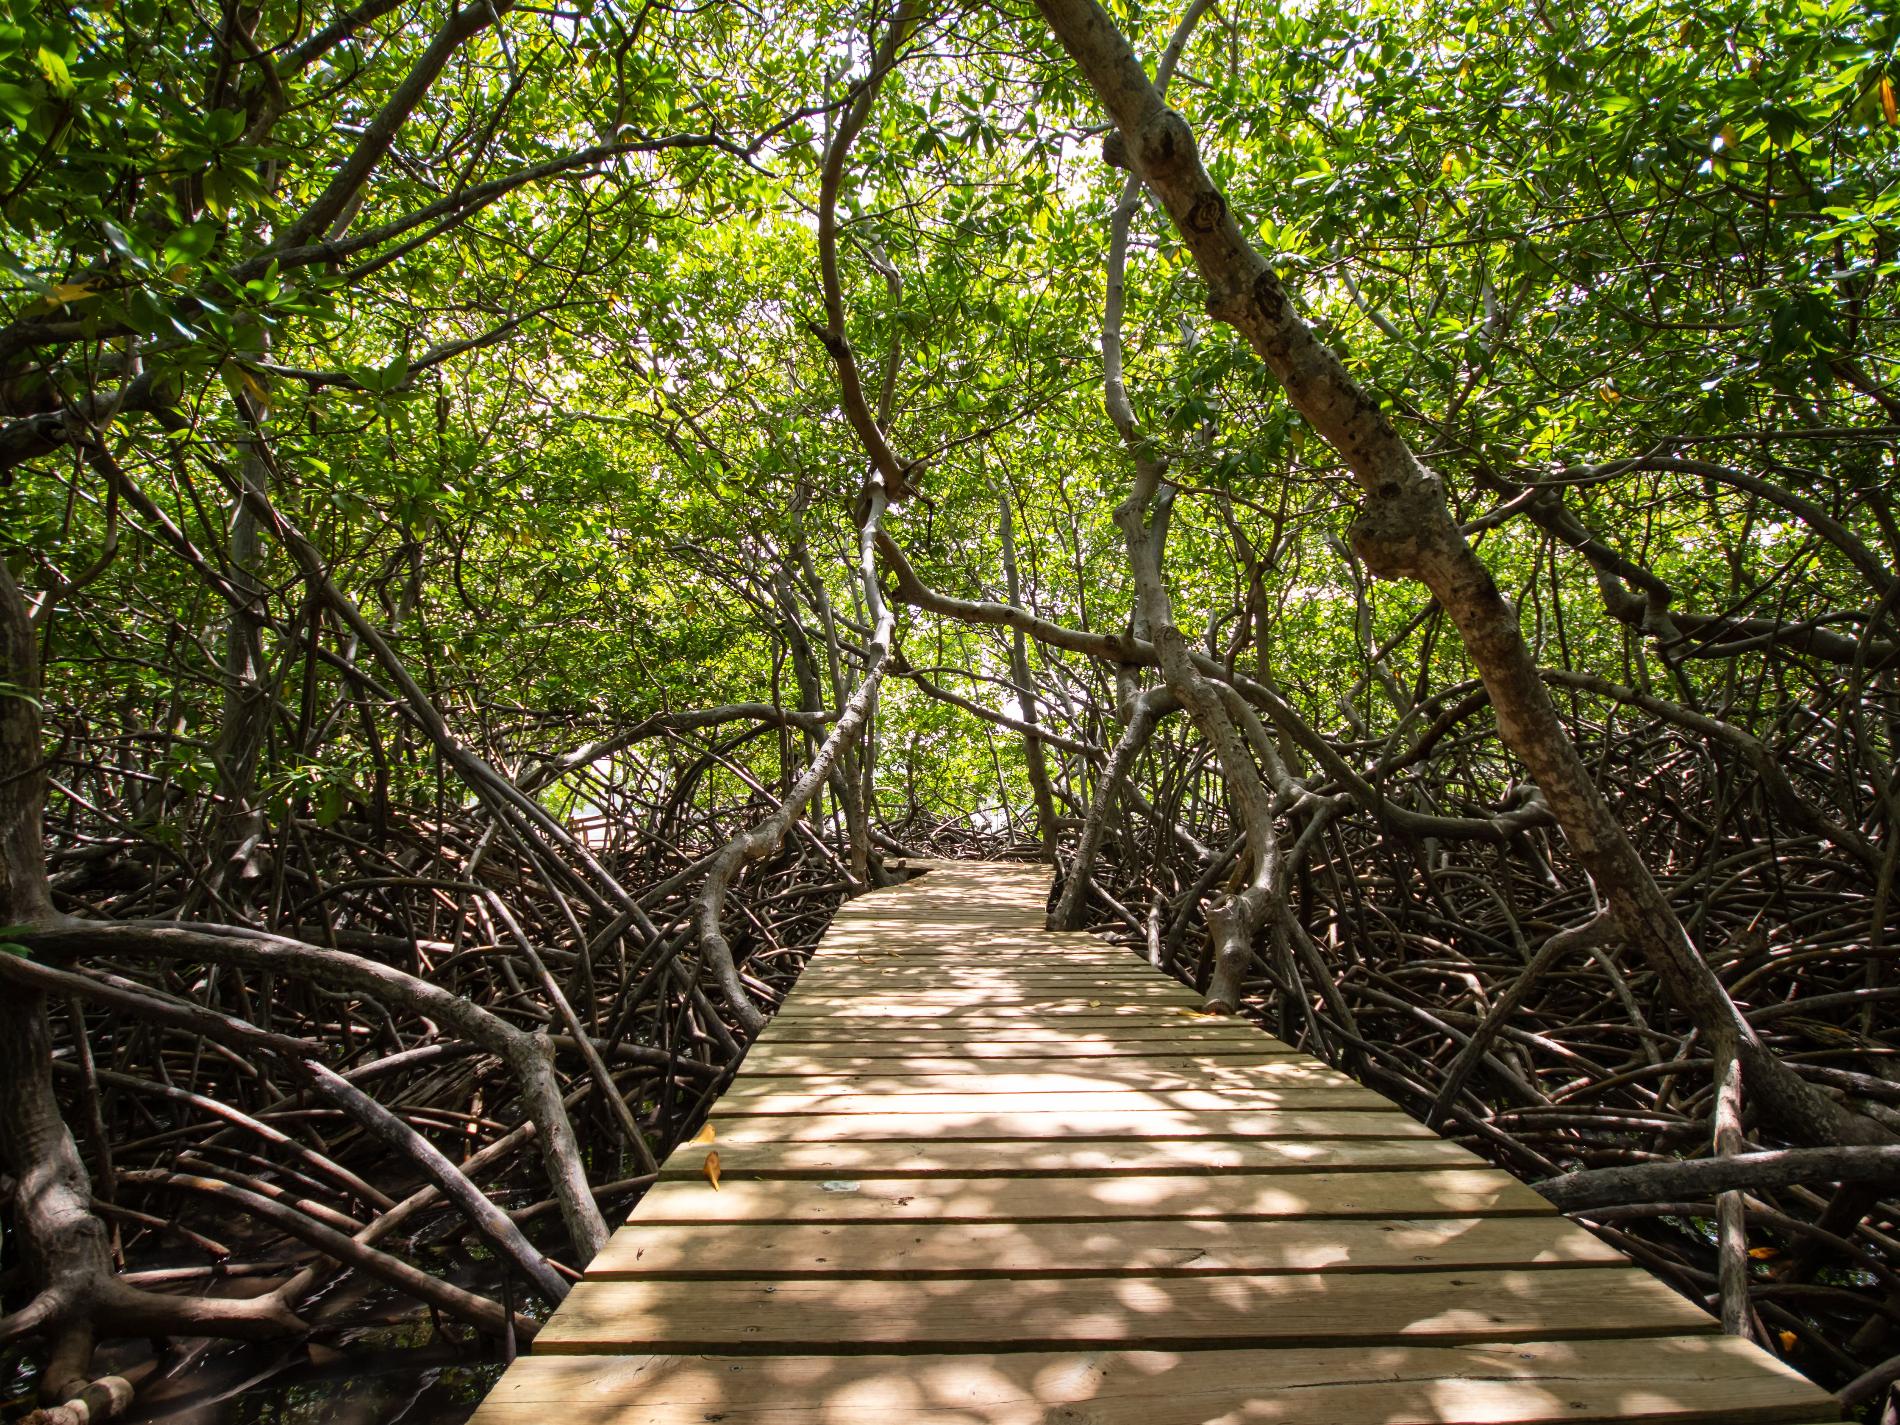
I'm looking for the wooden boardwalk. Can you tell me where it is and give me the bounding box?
[474,861,1840,1424]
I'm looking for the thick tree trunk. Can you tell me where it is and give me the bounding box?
[0,559,100,1378]
[1084,0,1280,1014]
[0,566,303,1406]
[204,440,273,905]
[1033,0,1888,1148]
[0,563,53,928]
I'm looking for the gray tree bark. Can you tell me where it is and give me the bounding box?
[1032,0,1888,1148]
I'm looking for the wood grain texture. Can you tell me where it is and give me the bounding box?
[736,1049,1307,1073]
[772,1000,1208,1019]
[717,1061,1366,1096]
[705,1106,1441,1143]
[750,1022,1274,1044]
[705,1086,1395,1116]
[468,861,1836,1425]
[537,1267,1714,1353]
[587,1214,1627,1279]
[472,1337,1831,1425]
[767,1003,1221,1020]
[654,1135,1482,1180]
[627,1168,1559,1224]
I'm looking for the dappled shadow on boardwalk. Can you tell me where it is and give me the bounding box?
[469,862,1837,1425]
[477,1333,1829,1424]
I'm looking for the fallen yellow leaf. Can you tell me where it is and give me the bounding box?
[1777,1329,1798,1353]
[703,1149,722,1190]
[690,1122,716,1144]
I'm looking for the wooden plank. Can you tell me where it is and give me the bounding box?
[830,904,1049,919]
[751,1022,1277,1043]
[770,1008,1211,1022]
[707,1108,1439,1143]
[720,1064,1366,1100]
[763,1053,1343,1081]
[707,1087,1394,1116]
[778,990,1205,1009]
[824,918,1087,928]
[747,1036,1283,1053]
[818,937,1117,949]
[802,955,1137,964]
[737,1050,1309,1074]
[473,1336,1832,1425]
[794,949,1167,965]
[810,949,1133,958]
[748,1037,1286,1054]
[809,939,1143,955]
[812,940,1141,953]
[827,906,1085,917]
[656,1135,1483,1180]
[786,980,1185,988]
[798,977,1154,988]
[767,1006,1254,1022]
[807,944,1150,959]
[588,1213,1626,1279]
[793,972,1169,988]
[763,1018,1219,1032]
[798,977,1161,988]
[826,912,1064,920]
[796,964,1155,974]
[788,1018,1278,1035]
[794,980,1162,988]
[821,937,1131,950]
[717,1074,1370,1100]
[782,995,1193,1003]
[773,1005,1207,1019]
[745,1033,1287,1049]
[746,1034,1296,1056]
[627,1169,1556,1225]
[779,990,1208,1004]
[537,1267,1714,1354]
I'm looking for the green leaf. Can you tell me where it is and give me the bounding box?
[0,82,34,124]
[314,783,350,827]
[201,168,232,218]
[36,46,73,96]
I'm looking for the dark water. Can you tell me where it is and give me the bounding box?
[3,1269,513,1425]
[1,1182,592,1425]
[5,1329,502,1425]
[130,1337,500,1425]
[135,1339,502,1425]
